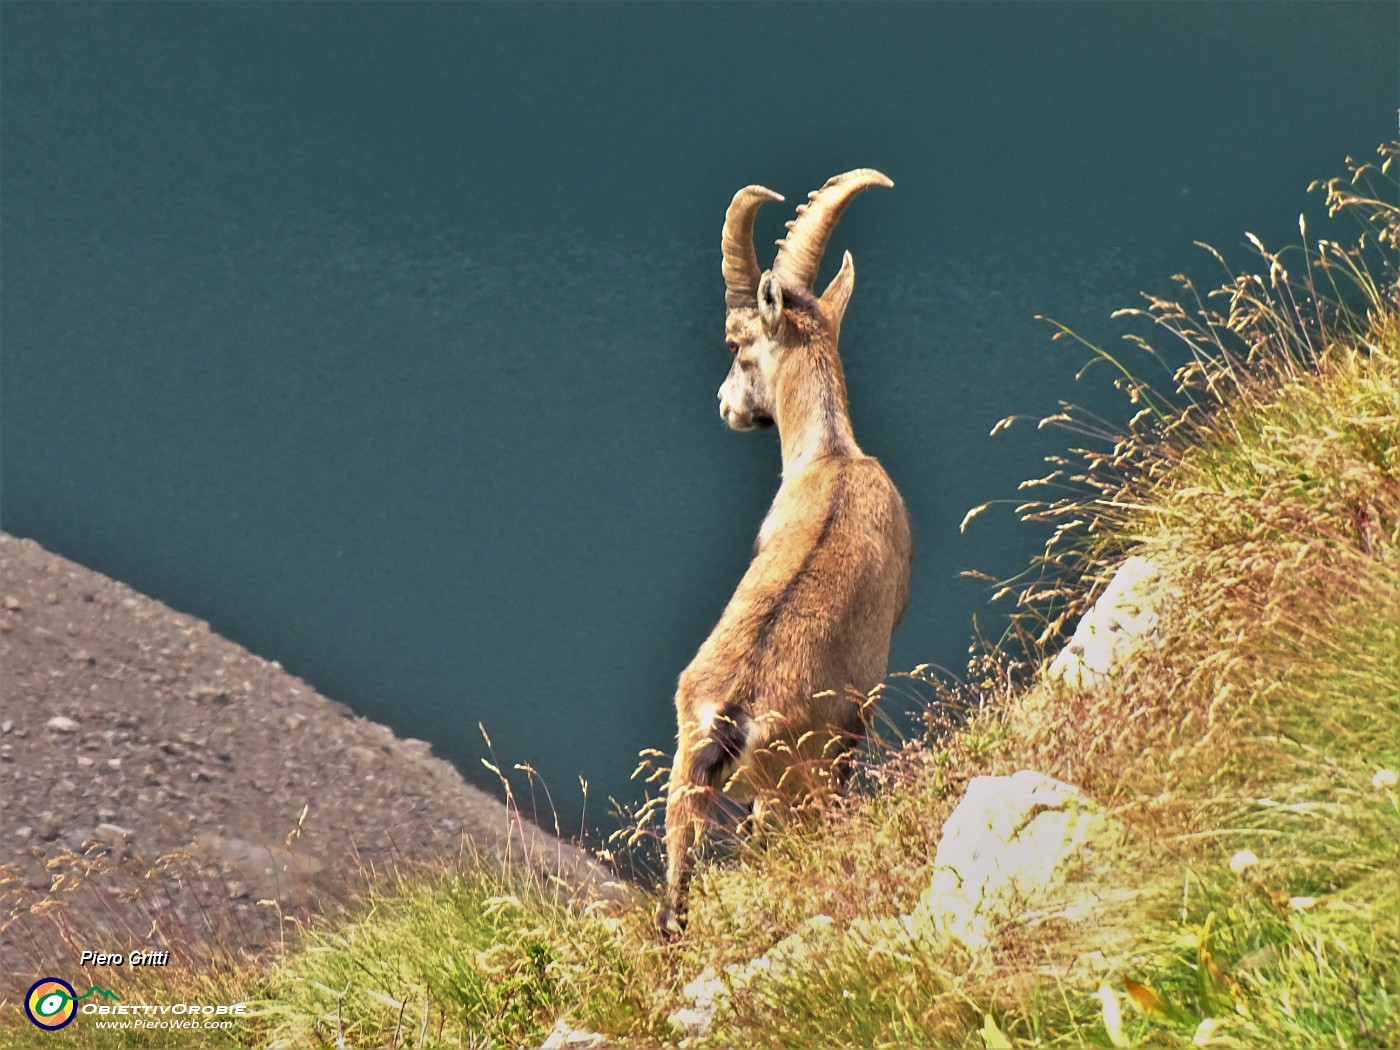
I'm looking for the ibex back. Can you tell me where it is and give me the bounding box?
[658,169,913,939]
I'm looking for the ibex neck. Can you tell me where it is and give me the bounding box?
[776,350,860,476]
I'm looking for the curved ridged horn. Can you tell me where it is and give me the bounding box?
[773,168,893,291]
[722,185,784,308]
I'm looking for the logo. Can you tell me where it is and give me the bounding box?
[24,978,120,1031]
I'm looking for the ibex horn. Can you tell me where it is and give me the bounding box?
[773,169,892,292]
[722,185,784,309]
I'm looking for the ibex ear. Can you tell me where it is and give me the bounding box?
[819,251,856,331]
[757,270,784,336]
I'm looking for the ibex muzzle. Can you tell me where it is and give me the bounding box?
[658,170,913,940]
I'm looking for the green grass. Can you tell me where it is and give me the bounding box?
[250,864,640,1049]
[5,142,1397,1049]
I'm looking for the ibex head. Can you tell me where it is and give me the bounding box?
[717,169,893,432]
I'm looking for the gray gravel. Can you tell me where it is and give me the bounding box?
[0,532,619,999]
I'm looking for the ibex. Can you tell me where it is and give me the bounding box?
[658,169,913,939]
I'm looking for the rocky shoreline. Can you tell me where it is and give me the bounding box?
[0,532,616,1000]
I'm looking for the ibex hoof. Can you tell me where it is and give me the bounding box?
[655,905,686,943]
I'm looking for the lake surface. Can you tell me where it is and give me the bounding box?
[3,3,1395,835]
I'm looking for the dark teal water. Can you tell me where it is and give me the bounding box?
[3,3,1396,834]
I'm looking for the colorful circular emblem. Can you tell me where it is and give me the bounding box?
[26,978,77,1030]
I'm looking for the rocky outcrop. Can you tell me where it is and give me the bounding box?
[664,772,1123,1038]
[539,1018,609,1048]
[667,916,837,1039]
[1046,555,1172,688]
[902,771,1119,954]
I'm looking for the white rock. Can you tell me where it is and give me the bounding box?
[1229,849,1258,874]
[668,968,722,1036]
[538,1018,607,1048]
[665,1006,713,1035]
[1047,555,1169,688]
[667,916,837,1037]
[908,771,1115,953]
[682,967,725,1010]
[46,715,80,734]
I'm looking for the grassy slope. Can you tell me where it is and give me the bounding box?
[4,147,1396,1050]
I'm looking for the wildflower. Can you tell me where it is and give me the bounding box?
[1372,769,1397,790]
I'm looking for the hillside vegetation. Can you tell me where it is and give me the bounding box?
[4,144,1397,1050]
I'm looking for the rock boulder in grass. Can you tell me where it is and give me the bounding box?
[1047,555,1171,688]
[538,1019,608,1048]
[667,916,838,1038]
[909,771,1117,954]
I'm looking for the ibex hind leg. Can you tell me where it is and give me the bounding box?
[657,707,751,942]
